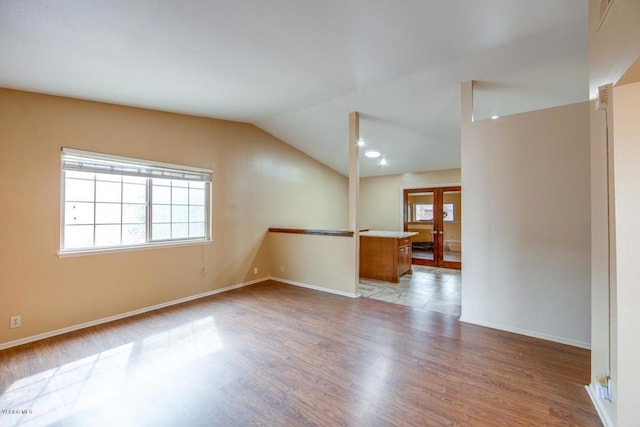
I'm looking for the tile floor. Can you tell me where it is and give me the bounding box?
[359,265,461,316]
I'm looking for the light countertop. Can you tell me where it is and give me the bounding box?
[360,230,418,239]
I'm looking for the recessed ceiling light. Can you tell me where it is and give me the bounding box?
[356,139,365,146]
[491,115,499,120]
[379,158,388,166]
[364,151,381,158]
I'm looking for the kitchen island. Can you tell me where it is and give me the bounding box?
[359,230,418,283]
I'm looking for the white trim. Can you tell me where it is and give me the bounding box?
[598,0,615,30]
[0,277,265,351]
[270,276,360,298]
[62,147,212,175]
[586,384,614,427]
[58,239,213,258]
[0,277,361,351]
[400,182,462,190]
[459,316,591,349]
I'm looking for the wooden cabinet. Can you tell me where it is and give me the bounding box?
[398,238,412,279]
[360,235,414,283]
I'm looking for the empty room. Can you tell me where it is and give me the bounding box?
[1,1,639,426]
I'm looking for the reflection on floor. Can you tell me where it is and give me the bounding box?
[412,249,462,263]
[412,249,434,260]
[359,265,461,316]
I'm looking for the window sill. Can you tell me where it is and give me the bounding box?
[57,239,213,258]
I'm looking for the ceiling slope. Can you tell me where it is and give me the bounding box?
[0,1,588,176]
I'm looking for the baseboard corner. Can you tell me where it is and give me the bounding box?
[459,316,591,349]
[269,276,359,298]
[585,384,614,427]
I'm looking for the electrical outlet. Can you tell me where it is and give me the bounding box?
[10,315,21,329]
[280,265,285,273]
[253,267,258,275]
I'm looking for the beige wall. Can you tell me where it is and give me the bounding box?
[359,169,461,231]
[611,82,640,427]
[0,88,348,345]
[460,98,591,348]
[589,1,640,425]
[269,233,357,297]
[589,0,640,98]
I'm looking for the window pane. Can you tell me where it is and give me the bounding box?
[96,181,121,203]
[122,224,146,245]
[62,151,212,251]
[123,176,146,184]
[172,223,188,239]
[65,202,94,225]
[172,187,188,204]
[64,225,94,249]
[95,225,121,246]
[189,222,205,238]
[444,203,455,222]
[96,173,122,182]
[152,223,170,240]
[123,204,146,224]
[189,188,205,205]
[123,183,146,203]
[66,171,95,180]
[66,178,94,202]
[152,185,171,204]
[189,206,204,222]
[152,204,171,223]
[172,205,188,223]
[415,204,434,221]
[95,203,121,224]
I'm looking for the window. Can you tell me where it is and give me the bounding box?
[61,148,212,253]
[415,204,434,221]
[414,203,454,222]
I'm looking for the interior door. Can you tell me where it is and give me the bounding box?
[440,189,462,269]
[404,186,462,269]
[404,190,436,266]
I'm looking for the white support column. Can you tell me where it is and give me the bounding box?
[349,112,360,288]
[461,80,473,126]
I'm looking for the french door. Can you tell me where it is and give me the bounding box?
[403,186,461,269]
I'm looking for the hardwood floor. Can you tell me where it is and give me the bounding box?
[0,281,600,426]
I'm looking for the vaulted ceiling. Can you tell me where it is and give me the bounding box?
[0,1,588,176]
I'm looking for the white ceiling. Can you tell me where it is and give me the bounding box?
[0,1,588,177]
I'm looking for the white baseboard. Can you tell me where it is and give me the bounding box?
[586,384,614,427]
[459,316,591,350]
[0,277,266,351]
[269,276,359,298]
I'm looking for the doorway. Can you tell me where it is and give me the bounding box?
[403,186,461,269]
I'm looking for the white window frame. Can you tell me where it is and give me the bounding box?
[59,148,212,256]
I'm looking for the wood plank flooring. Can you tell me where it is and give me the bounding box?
[0,281,600,426]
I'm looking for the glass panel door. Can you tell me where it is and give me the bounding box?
[404,186,462,269]
[441,190,462,269]
[406,191,436,266]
